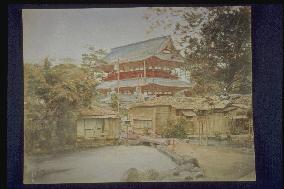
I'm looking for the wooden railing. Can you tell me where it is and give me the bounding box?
[103,70,178,81]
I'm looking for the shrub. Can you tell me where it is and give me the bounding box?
[162,118,187,139]
[145,169,160,180]
[122,168,140,182]
[110,92,119,110]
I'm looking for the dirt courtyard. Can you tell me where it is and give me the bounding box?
[166,142,256,181]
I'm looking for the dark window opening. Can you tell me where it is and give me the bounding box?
[102,120,105,133]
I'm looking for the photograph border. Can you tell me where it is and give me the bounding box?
[6,3,282,189]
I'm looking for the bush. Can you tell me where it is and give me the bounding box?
[162,118,187,139]
[144,169,160,180]
[122,168,141,182]
[110,92,119,110]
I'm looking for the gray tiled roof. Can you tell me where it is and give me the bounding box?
[128,94,252,111]
[103,36,184,63]
[96,77,192,89]
[128,96,231,110]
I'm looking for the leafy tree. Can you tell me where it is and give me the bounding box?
[43,57,52,72]
[81,46,107,79]
[162,118,187,139]
[45,64,97,145]
[144,7,252,94]
[24,63,54,153]
[24,62,97,153]
[198,7,251,93]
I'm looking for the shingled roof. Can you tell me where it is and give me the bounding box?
[103,36,184,64]
[77,106,118,118]
[229,94,252,106]
[128,94,252,111]
[128,96,230,110]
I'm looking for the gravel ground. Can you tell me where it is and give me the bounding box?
[166,142,256,181]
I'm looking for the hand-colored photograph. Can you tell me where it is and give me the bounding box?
[23,6,255,183]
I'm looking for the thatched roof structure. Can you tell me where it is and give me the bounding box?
[128,94,252,112]
[77,106,118,118]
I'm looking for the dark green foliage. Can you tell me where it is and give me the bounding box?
[110,92,119,110]
[198,7,252,94]
[24,60,96,154]
[162,118,187,139]
[145,7,252,95]
[81,46,107,79]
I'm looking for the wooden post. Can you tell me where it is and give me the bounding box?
[137,74,140,99]
[248,119,251,136]
[199,120,201,145]
[205,120,208,146]
[117,58,120,113]
[75,120,78,147]
[248,121,250,136]
[137,74,142,101]
[117,58,120,94]
[127,122,129,139]
[153,107,157,134]
[206,111,212,146]
[143,60,146,79]
[201,122,204,145]
[83,119,86,137]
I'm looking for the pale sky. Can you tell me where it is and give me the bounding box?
[23,8,176,64]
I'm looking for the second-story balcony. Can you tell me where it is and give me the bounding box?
[103,70,179,81]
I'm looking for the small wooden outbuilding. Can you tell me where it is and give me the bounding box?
[128,95,252,138]
[76,106,120,146]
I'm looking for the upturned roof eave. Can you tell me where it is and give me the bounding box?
[103,36,184,64]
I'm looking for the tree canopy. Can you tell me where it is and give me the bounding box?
[144,7,252,95]
[81,46,107,80]
[24,59,97,153]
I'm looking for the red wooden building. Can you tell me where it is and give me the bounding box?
[96,36,192,96]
